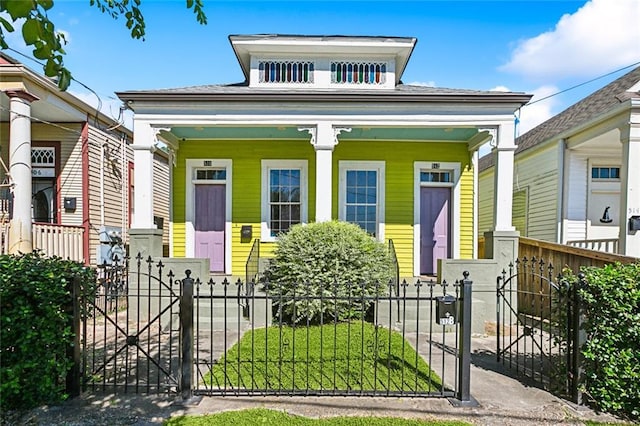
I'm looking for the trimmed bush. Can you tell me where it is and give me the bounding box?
[264,221,393,324]
[575,262,640,420]
[0,252,96,411]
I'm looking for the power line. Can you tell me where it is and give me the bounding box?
[3,47,124,129]
[525,61,640,106]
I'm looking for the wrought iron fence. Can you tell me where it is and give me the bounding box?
[190,274,473,402]
[76,255,474,404]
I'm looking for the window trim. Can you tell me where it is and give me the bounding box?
[185,159,233,273]
[261,159,308,242]
[338,161,385,240]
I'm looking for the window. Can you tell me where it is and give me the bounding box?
[591,166,620,180]
[195,168,226,180]
[420,171,452,183]
[31,146,57,223]
[339,161,385,238]
[259,60,314,84]
[261,160,308,240]
[331,61,387,85]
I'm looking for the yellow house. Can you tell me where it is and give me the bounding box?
[117,34,531,279]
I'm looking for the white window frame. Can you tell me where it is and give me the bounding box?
[338,161,385,240]
[413,161,461,277]
[185,159,232,273]
[261,160,308,242]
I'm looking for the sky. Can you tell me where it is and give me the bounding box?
[3,0,640,135]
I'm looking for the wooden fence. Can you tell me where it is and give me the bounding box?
[479,236,636,270]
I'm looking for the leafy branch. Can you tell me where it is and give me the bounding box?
[0,0,207,90]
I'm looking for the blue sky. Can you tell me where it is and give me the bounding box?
[4,0,640,134]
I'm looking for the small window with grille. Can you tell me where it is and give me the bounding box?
[331,61,387,85]
[259,60,314,84]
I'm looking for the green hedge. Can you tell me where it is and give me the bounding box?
[265,221,393,324]
[0,252,96,411]
[577,262,640,420]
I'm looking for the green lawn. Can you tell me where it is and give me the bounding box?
[165,408,469,426]
[203,322,442,393]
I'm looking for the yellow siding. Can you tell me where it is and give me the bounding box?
[174,139,472,277]
[333,141,472,277]
[173,139,315,275]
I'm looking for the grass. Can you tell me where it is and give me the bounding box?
[165,408,470,425]
[203,322,443,393]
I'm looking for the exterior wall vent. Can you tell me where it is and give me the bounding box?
[259,60,314,84]
[331,61,387,85]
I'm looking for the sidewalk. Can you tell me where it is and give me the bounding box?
[8,336,624,426]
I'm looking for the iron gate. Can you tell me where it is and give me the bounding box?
[496,257,583,402]
[79,255,183,393]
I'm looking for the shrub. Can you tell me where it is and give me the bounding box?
[575,262,640,420]
[264,221,393,324]
[0,252,96,411]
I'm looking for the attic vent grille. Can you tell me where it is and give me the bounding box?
[331,62,386,85]
[259,61,314,84]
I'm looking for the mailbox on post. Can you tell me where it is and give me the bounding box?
[435,295,458,326]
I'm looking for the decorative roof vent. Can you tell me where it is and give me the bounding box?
[331,61,387,85]
[259,60,314,84]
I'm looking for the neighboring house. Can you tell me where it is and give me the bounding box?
[0,52,170,265]
[479,65,640,257]
[117,34,531,279]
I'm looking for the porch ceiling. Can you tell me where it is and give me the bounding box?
[169,126,479,142]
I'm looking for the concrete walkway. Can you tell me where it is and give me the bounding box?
[10,336,624,426]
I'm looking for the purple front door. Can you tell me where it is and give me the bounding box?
[420,187,450,275]
[195,184,225,272]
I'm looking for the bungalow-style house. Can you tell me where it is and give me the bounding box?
[479,65,640,257]
[117,34,532,279]
[0,52,170,265]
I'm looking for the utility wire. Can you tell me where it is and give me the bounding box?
[4,47,124,129]
[525,61,640,106]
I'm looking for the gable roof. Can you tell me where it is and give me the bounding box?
[479,65,640,171]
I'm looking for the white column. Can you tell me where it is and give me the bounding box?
[492,121,516,232]
[619,121,640,256]
[6,90,39,254]
[131,121,156,229]
[299,123,351,222]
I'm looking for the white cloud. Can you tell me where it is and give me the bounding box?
[501,0,640,80]
[517,85,559,135]
[69,90,133,131]
[406,81,436,87]
[489,85,510,92]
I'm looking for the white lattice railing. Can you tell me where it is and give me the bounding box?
[566,238,619,254]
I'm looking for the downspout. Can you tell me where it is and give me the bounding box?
[121,133,127,244]
[557,139,566,244]
[472,150,479,258]
[81,120,90,266]
[100,142,106,227]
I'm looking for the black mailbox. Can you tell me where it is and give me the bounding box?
[241,225,252,240]
[435,295,457,326]
[64,197,76,211]
[629,216,640,232]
